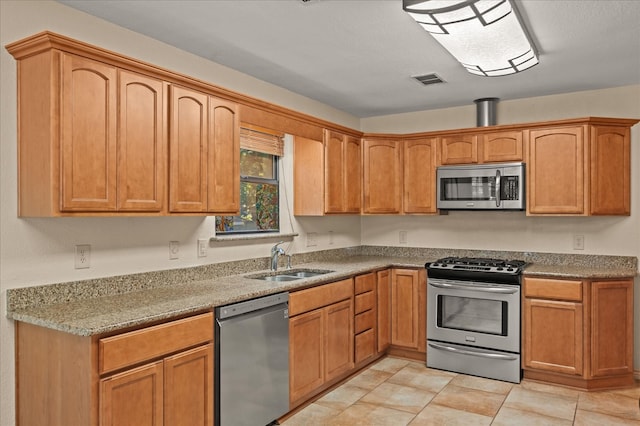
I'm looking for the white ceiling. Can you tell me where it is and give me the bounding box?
[58,0,640,118]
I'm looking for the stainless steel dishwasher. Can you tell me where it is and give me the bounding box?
[215,292,289,426]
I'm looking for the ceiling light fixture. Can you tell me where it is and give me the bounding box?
[403,0,538,76]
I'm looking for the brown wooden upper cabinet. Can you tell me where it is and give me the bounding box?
[362,138,403,214]
[440,134,478,165]
[440,130,523,165]
[10,50,166,216]
[526,120,632,216]
[168,86,240,214]
[404,138,438,214]
[293,130,361,215]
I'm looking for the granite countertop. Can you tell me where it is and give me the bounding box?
[6,248,637,337]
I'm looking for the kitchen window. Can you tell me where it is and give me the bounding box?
[216,127,283,234]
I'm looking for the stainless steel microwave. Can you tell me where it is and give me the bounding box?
[436,162,525,210]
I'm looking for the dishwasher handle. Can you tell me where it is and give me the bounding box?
[216,292,289,320]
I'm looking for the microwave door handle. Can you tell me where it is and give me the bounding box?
[495,170,501,207]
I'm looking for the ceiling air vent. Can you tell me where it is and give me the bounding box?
[413,73,445,86]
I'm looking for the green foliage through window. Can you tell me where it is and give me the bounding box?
[216,150,279,233]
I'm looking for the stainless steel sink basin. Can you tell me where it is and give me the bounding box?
[280,270,333,278]
[259,275,301,282]
[249,269,334,281]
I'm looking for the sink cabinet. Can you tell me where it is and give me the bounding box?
[288,278,354,408]
[15,312,214,426]
[522,277,634,390]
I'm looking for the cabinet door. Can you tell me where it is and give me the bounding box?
[164,344,213,426]
[363,139,402,214]
[391,269,422,350]
[589,126,631,215]
[440,134,478,165]
[289,309,324,405]
[117,70,165,211]
[293,136,324,215]
[169,85,208,212]
[344,135,362,213]
[325,299,354,381]
[481,130,523,163]
[324,130,346,213]
[590,281,633,377]
[523,298,583,376]
[61,53,117,211]
[527,126,586,215]
[207,97,240,213]
[100,361,164,426]
[404,138,437,213]
[377,269,391,353]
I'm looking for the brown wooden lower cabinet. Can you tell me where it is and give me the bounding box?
[16,312,214,426]
[354,272,377,366]
[288,278,354,408]
[377,269,392,354]
[390,268,427,357]
[522,277,634,390]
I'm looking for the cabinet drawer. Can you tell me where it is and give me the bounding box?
[289,278,354,316]
[355,309,375,334]
[355,328,375,363]
[355,291,375,314]
[524,278,583,301]
[355,273,375,295]
[99,312,213,374]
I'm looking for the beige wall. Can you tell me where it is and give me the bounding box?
[1,1,638,425]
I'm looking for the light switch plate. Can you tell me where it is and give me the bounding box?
[197,239,207,257]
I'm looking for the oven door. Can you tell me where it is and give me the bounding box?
[427,278,520,353]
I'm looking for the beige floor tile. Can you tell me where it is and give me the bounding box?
[409,402,493,426]
[502,387,577,421]
[430,384,506,417]
[492,406,573,426]
[387,363,455,393]
[346,367,394,391]
[574,408,640,426]
[280,402,341,426]
[449,373,514,395]
[330,402,417,426]
[315,383,369,411]
[609,380,640,400]
[518,379,584,399]
[360,382,436,414]
[368,356,411,374]
[578,391,640,421]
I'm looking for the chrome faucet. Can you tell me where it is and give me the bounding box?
[270,241,286,271]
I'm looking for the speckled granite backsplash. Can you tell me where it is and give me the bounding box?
[7,245,637,313]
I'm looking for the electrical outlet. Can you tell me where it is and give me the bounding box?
[306,232,318,247]
[169,241,180,259]
[573,234,585,250]
[328,231,334,245]
[197,239,208,258]
[75,244,91,269]
[399,230,408,244]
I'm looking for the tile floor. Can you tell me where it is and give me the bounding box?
[282,357,640,425]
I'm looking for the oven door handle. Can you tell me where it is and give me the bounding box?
[495,169,501,207]
[428,342,518,361]
[429,281,518,294]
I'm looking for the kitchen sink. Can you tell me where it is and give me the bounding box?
[249,269,334,281]
[259,275,301,282]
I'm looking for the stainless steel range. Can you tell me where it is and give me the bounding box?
[425,257,527,383]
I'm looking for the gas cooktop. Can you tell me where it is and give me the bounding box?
[425,257,527,283]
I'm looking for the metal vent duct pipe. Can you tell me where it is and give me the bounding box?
[474,98,499,126]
